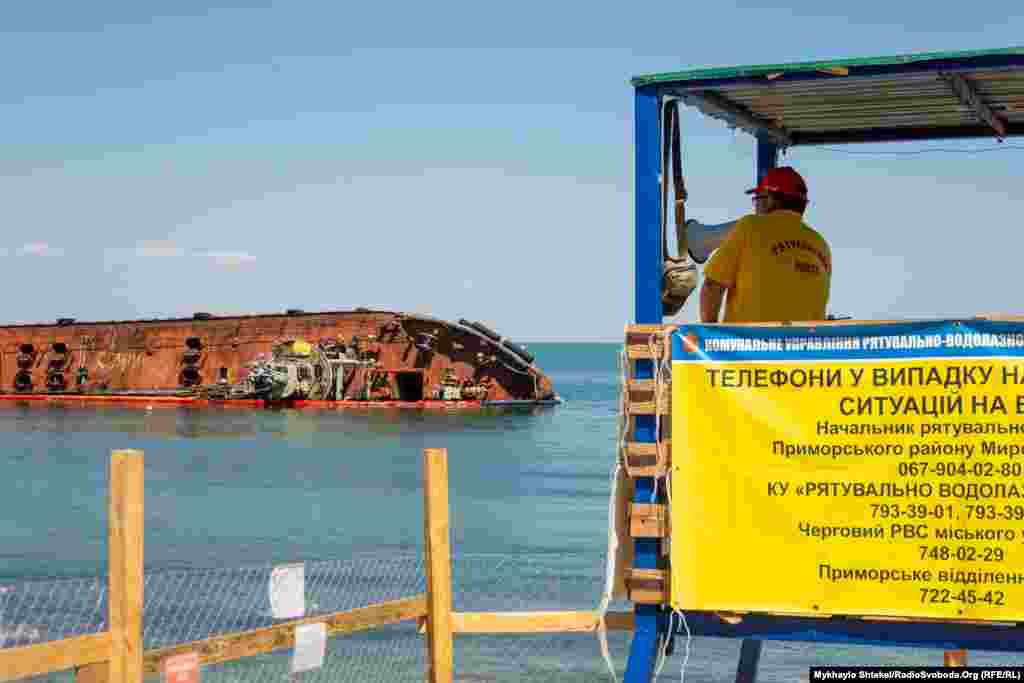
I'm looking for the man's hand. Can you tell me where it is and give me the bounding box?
[700,279,726,323]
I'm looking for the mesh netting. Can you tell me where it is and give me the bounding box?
[451,553,632,682]
[142,552,426,648]
[203,623,426,683]
[0,577,105,649]
[2,551,650,682]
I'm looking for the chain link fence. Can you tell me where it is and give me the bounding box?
[0,576,105,650]
[142,553,426,649]
[199,624,427,683]
[2,551,641,682]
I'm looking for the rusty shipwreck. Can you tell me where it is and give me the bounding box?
[0,309,559,408]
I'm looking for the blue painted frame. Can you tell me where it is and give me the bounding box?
[625,56,1024,680]
[669,612,1024,652]
[623,85,666,683]
[624,88,783,683]
[756,136,778,182]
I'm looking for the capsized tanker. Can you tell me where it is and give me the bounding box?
[0,309,559,408]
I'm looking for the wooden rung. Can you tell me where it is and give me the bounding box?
[630,503,669,538]
[624,325,672,356]
[626,344,658,360]
[626,380,669,404]
[416,610,637,635]
[626,379,655,410]
[626,568,669,605]
[627,401,670,416]
[624,325,674,360]
[628,401,654,415]
[625,324,672,334]
[0,633,111,681]
[627,379,655,394]
[624,441,671,478]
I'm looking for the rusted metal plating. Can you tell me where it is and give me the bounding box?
[0,310,555,405]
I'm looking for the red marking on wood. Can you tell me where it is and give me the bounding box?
[164,652,200,683]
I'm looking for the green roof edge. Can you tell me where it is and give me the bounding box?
[630,46,1024,88]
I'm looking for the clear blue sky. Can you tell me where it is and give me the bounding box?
[2,2,1021,341]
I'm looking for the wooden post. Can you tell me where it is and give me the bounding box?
[75,662,109,683]
[108,450,145,683]
[423,448,454,683]
[944,650,968,667]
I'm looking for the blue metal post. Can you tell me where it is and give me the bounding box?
[756,135,779,183]
[633,87,663,325]
[623,85,664,683]
[736,638,764,683]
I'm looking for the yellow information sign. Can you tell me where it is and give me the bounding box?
[669,320,1024,621]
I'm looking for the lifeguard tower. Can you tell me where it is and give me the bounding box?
[622,47,1024,682]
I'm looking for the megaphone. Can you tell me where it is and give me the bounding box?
[685,219,739,264]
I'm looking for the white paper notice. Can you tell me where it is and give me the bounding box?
[291,622,326,673]
[269,563,305,619]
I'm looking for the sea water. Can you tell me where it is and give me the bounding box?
[1,343,1021,680]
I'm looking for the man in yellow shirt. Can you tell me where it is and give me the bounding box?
[700,166,831,324]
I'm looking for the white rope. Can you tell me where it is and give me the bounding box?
[649,327,674,500]
[599,329,683,680]
[651,327,695,683]
[654,611,673,676]
[650,326,671,680]
[596,458,622,680]
[676,606,692,683]
[596,344,632,680]
[647,332,663,503]
[662,452,672,502]
[659,328,694,682]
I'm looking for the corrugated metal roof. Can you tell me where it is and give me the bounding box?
[632,47,1024,145]
[631,47,1024,86]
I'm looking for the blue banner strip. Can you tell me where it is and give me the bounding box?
[672,319,1024,362]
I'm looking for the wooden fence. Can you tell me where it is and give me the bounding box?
[0,448,633,683]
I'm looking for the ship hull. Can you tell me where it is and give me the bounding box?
[0,309,558,408]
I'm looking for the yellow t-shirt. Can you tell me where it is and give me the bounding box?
[703,210,831,323]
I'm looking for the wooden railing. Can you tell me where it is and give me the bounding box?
[0,448,632,683]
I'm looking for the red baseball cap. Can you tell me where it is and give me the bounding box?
[746,166,808,200]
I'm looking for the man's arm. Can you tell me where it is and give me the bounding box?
[700,278,727,323]
[700,217,746,323]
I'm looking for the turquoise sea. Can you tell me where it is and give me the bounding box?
[2,342,1022,681]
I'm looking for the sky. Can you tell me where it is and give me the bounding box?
[1,2,1021,341]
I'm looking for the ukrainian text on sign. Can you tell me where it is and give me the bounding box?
[670,320,1024,620]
